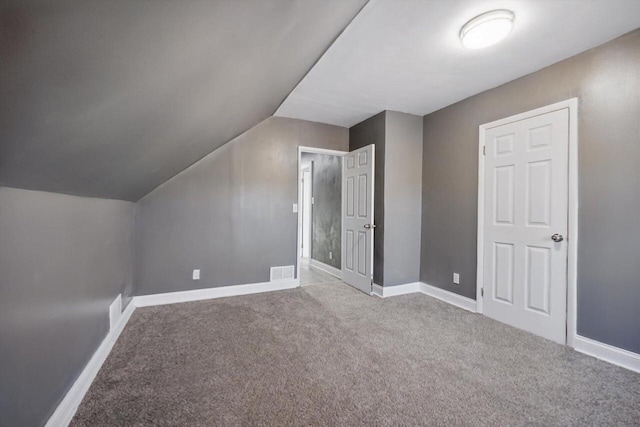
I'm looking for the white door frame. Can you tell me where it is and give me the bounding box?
[297,146,347,281]
[476,98,579,346]
[301,165,312,259]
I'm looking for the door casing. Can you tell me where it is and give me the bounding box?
[301,166,312,258]
[476,98,579,347]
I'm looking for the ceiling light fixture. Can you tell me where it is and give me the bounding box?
[460,10,515,49]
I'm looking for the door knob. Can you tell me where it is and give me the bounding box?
[551,233,564,242]
[364,224,376,229]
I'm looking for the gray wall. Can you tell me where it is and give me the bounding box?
[135,117,348,295]
[350,112,386,285]
[0,0,365,201]
[350,111,423,287]
[0,187,135,427]
[420,29,640,353]
[384,111,423,286]
[301,153,342,269]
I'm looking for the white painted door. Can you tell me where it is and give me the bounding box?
[342,145,375,294]
[483,109,569,344]
[301,168,312,258]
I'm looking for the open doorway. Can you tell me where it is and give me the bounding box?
[297,147,346,286]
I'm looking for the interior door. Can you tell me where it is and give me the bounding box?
[342,145,375,294]
[483,109,569,344]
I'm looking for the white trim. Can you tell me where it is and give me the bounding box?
[309,258,342,279]
[300,165,312,259]
[134,279,299,308]
[372,282,475,313]
[296,146,347,283]
[108,293,122,331]
[45,300,136,427]
[476,98,579,346]
[46,279,301,426]
[45,284,639,427]
[566,99,579,347]
[372,282,420,298]
[574,335,640,374]
[419,282,477,312]
[372,283,384,297]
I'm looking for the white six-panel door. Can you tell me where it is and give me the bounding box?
[342,145,375,294]
[483,109,569,344]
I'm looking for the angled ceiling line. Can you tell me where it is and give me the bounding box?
[138,1,372,203]
[0,0,368,202]
[271,0,372,117]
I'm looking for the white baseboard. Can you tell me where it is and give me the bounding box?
[309,258,342,279]
[372,282,420,298]
[371,281,475,313]
[372,283,383,297]
[45,278,639,427]
[46,279,299,426]
[419,282,477,313]
[134,279,299,308]
[574,335,640,374]
[45,300,136,427]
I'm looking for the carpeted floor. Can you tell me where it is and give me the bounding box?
[72,282,640,426]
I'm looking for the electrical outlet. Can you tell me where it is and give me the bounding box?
[329,251,333,260]
[453,273,460,285]
[292,203,298,213]
[193,269,200,280]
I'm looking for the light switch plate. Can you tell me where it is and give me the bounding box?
[193,269,200,280]
[453,273,460,285]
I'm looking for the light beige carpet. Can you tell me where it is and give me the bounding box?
[72,282,640,426]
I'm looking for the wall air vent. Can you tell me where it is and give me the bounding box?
[270,265,295,282]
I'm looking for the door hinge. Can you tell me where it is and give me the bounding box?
[481,287,484,297]
[482,146,486,156]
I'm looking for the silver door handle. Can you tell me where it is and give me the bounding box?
[364,224,377,229]
[551,233,564,242]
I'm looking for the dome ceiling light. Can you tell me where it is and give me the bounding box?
[460,10,515,49]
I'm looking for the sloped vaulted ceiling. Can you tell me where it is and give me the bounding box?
[0,0,367,201]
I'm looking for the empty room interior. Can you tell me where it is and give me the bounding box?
[2,0,640,425]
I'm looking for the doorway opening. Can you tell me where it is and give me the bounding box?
[297,147,346,286]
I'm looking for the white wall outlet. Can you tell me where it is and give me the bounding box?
[453,273,460,285]
[329,251,333,260]
[292,203,298,213]
[192,269,200,280]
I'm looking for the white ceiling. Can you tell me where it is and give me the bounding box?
[275,0,640,128]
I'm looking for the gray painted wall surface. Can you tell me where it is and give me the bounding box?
[0,0,365,201]
[0,187,135,427]
[350,112,386,285]
[301,153,342,269]
[420,29,640,353]
[135,117,348,295]
[384,111,423,286]
[350,111,423,287]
